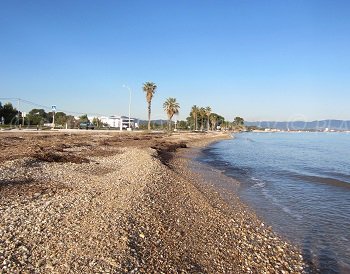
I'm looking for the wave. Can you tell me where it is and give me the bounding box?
[283,171,350,189]
[237,137,256,142]
[300,166,350,182]
[200,151,350,190]
[251,178,266,188]
[197,154,253,178]
[260,188,304,220]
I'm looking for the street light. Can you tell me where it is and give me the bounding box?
[51,105,56,129]
[122,84,132,131]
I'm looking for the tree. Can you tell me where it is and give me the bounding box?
[233,116,245,131]
[191,105,199,130]
[0,103,18,125]
[52,111,67,126]
[0,102,2,124]
[142,82,157,131]
[222,120,231,131]
[163,98,180,131]
[27,108,48,125]
[199,107,206,131]
[205,106,211,131]
[92,117,103,128]
[65,115,76,129]
[51,112,76,128]
[78,114,89,123]
[209,113,225,130]
[210,114,218,131]
[233,116,244,126]
[216,113,225,129]
[233,117,244,126]
[177,120,189,130]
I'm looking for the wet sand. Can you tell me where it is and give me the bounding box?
[0,131,304,273]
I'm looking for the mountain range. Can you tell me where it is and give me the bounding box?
[245,120,350,131]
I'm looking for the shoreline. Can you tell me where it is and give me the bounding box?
[0,132,304,273]
[169,136,305,272]
[197,132,350,274]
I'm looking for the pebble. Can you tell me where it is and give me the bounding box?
[0,132,305,273]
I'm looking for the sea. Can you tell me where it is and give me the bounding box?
[197,132,350,274]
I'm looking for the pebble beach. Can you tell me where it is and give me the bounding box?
[0,131,305,273]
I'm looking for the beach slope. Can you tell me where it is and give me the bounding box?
[0,131,304,273]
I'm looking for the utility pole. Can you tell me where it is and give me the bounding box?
[17,98,20,128]
[123,85,132,131]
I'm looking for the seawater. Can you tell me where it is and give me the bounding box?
[198,132,350,274]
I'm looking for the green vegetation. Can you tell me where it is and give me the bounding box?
[185,105,246,132]
[25,109,75,128]
[187,106,226,131]
[205,106,211,131]
[78,114,89,123]
[142,82,157,131]
[199,107,206,131]
[27,109,49,125]
[138,120,165,131]
[54,112,75,128]
[1,99,245,132]
[0,102,18,125]
[176,120,189,130]
[190,105,199,130]
[233,116,244,126]
[232,116,245,131]
[92,117,103,128]
[163,97,180,131]
[0,102,79,129]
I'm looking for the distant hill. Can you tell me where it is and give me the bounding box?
[138,119,168,125]
[245,120,350,131]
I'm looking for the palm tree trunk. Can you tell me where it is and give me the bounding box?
[207,115,210,131]
[168,118,171,131]
[148,102,151,131]
[195,114,197,130]
[194,114,195,130]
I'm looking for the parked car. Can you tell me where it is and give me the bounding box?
[79,122,95,130]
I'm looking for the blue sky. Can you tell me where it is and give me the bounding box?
[1,0,350,121]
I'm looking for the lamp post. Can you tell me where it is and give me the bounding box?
[123,85,132,131]
[17,98,20,129]
[51,105,56,129]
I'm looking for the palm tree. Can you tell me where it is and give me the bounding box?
[199,107,206,131]
[210,114,217,131]
[205,106,211,131]
[191,105,199,130]
[163,98,180,131]
[142,82,157,130]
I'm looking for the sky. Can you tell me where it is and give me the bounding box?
[1,0,350,121]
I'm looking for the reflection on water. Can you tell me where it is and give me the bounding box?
[197,132,350,274]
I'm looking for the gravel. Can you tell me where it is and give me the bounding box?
[0,132,305,273]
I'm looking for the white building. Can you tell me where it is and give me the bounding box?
[99,115,138,129]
